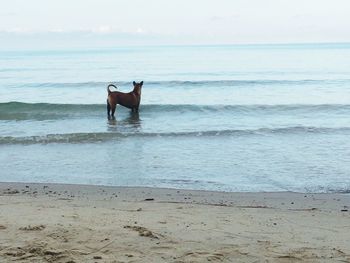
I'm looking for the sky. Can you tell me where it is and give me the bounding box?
[1,0,350,49]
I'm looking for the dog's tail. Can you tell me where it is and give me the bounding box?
[107,84,117,94]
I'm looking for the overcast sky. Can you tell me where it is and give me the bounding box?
[1,0,350,49]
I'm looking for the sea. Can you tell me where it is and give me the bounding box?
[1,43,350,193]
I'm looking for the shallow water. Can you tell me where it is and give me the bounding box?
[1,44,350,192]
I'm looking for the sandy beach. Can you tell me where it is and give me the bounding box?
[0,182,349,262]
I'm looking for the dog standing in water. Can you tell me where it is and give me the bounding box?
[107,81,143,118]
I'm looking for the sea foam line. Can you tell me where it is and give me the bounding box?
[1,102,350,120]
[1,127,350,145]
[8,78,350,88]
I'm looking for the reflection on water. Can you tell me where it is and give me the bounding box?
[125,112,141,128]
[107,112,141,133]
[107,116,117,124]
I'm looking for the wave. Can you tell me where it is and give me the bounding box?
[2,102,350,112]
[1,102,350,120]
[0,102,103,112]
[1,127,350,144]
[0,102,103,120]
[11,78,350,88]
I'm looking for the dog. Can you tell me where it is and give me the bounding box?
[107,81,143,118]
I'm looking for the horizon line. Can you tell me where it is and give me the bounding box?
[1,41,350,52]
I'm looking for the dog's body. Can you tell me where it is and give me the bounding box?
[107,81,143,117]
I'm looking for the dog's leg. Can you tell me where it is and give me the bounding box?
[111,105,116,117]
[107,99,111,117]
[135,102,140,113]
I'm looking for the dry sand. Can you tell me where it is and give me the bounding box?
[0,182,349,262]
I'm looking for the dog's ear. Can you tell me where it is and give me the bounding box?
[133,81,136,86]
[140,81,143,86]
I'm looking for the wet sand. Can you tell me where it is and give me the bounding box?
[0,182,349,262]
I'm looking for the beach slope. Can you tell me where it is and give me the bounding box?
[0,183,349,262]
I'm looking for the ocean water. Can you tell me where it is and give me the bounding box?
[1,44,350,192]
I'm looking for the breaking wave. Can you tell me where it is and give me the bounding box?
[2,127,350,145]
[1,102,350,120]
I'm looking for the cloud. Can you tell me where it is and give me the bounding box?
[0,26,149,36]
[91,25,113,34]
[136,27,145,34]
[210,15,240,22]
[0,29,173,50]
[2,27,30,33]
[49,28,65,33]
[0,12,16,17]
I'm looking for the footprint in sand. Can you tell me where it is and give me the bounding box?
[181,251,226,262]
[19,225,46,231]
[124,225,159,239]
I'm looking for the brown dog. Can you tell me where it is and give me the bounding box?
[107,81,143,117]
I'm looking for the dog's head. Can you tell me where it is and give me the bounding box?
[133,81,143,95]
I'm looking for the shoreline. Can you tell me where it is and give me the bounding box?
[1,182,350,262]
